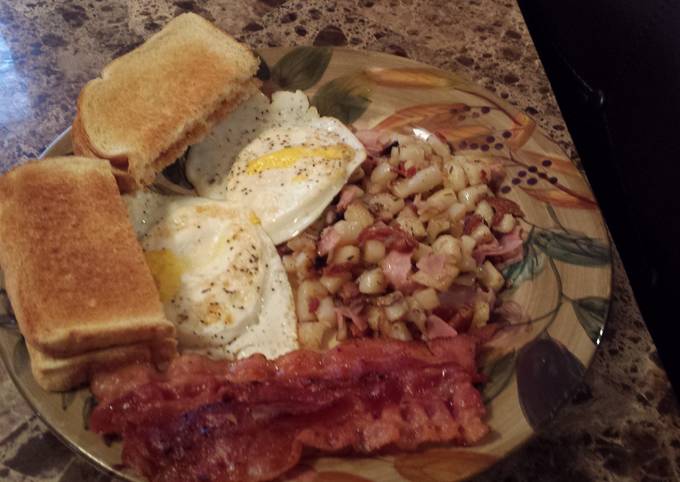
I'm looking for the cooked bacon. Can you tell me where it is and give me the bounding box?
[395,162,417,178]
[380,250,414,291]
[308,297,320,313]
[318,226,341,256]
[463,214,485,235]
[338,281,361,303]
[336,185,364,212]
[425,315,459,339]
[472,227,523,266]
[90,338,487,482]
[359,222,418,252]
[486,196,524,223]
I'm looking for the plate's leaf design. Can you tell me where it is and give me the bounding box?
[506,111,536,151]
[481,351,516,402]
[480,322,545,365]
[363,67,463,89]
[533,229,610,266]
[512,149,581,177]
[520,187,597,210]
[516,337,585,429]
[271,47,332,91]
[372,103,466,134]
[572,296,608,344]
[502,230,545,288]
[311,74,371,125]
[395,448,497,482]
[82,395,97,431]
[61,391,76,411]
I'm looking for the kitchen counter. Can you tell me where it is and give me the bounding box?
[0,1,678,481]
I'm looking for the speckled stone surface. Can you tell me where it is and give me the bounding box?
[0,1,678,481]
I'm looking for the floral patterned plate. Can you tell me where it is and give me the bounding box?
[0,47,611,482]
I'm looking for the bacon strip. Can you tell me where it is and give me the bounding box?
[90,338,487,482]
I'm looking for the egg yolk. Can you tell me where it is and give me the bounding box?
[246,144,354,175]
[144,249,188,303]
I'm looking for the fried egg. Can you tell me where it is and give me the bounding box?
[125,192,298,359]
[186,90,366,244]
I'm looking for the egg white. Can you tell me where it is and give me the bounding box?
[186,90,367,244]
[125,192,298,359]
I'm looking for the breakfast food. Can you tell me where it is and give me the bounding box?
[0,157,175,391]
[73,12,260,191]
[124,193,299,359]
[90,336,486,482]
[281,133,523,349]
[27,337,177,392]
[187,90,367,244]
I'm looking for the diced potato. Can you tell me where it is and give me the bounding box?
[461,235,476,257]
[296,280,329,322]
[461,159,491,186]
[345,201,374,233]
[357,268,387,294]
[384,298,409,321]
[475,200,494,225]
[432,235,462,263]
[366,193,405,221]
[478,260,505,292]
[471,300,491,328]
[447,202,467,223]
[412,287,440,310]
[392,166,443,198]
[413,242,433,262]
[395,205,426,239]
[333,244,361,264]
[363,239,386,264]
[369,162,398,192]
[444,158,468,191]
[427,215,450,242]
[494,213,516,234]
[320,272,351,293]
[458,185,490,212]
[366,305,385,332]
[470,223,494,244]
[316,296,336,326]
[298,321,329,349]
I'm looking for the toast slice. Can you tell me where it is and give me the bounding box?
[27,337,177,392]
[0,156,175,357]
[72,12,261,191]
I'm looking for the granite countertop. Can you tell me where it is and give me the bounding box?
[0,1,678,481]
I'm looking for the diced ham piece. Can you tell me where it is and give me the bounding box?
[355,129,393,156]
[336,185,364,212]
[318,226,341,256]
[425,315,459,340]
[380,250,414,291]
[472,227,523,267]
[413,253,459,291]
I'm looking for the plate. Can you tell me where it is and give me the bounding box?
[0,47,611,482]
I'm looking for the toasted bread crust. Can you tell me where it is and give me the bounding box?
[27,337,177,392]
[0,157,175,357]
[73,13,260,191]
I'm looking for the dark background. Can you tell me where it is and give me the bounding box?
[518,0,680,392]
